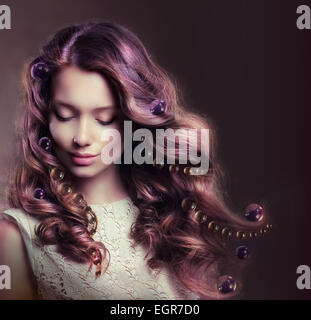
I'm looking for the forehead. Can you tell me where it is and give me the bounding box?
[51,65,116,109]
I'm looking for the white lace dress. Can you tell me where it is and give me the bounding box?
[1,197,200,300]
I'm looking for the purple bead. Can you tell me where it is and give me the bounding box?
[34,188,45,200]
[218,276,237,294]
[150,100,166,115]
[39,137,52,152]
[236,245,249,259]
[31,62,50,81]
[245,203,264,222]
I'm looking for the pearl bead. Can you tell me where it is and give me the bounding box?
[218,275,237,294]
[245,203,264,222]
[34,188,45,199]
[169,164,180,173]
[61,184,72,195]
[235,231,247,239]
[236,245,249,259]
[150,100,166,115]
[208,221,215,230]
[194,210,208,223]
[50,167,65,181]
[39,137,52,152]
[181,197,197,212]
[74,194,85,206]
[31,62,50,81]
[213,224,220,232]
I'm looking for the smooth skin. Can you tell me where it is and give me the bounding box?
[0,65,129,299]
[0,219,39,299]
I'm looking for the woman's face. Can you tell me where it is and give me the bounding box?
[49,65,123,178]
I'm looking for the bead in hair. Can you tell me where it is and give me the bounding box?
[244,203,264,222]
[50,167,65,181]
[31,62,50,81]
[39,137,52,152]
[150,99,166,115]
[181,197,197,212]
[218,275,237,294]
[60,183,73,196]
[193,210,208,223]
[236,245,249,259]
[169,164,180,173]
[182,197,272,240]
[34,188,46,200]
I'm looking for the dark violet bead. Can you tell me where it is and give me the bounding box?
[39,137,52,152]
[34,188,45,200]
[245,203,264,222]
[236,245,249,259]
[150,100,166,115]
[31,62,50,81]
[218,276,237,294]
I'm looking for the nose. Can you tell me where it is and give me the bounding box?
[73,116,92,147]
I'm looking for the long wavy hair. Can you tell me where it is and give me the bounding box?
[6,21,269,299]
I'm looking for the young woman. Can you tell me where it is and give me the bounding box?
[0,21,272,300]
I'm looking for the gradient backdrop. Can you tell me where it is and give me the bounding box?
[0,0,309,299]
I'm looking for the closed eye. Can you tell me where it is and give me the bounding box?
[96,117,116,126]
[54,110,73,122]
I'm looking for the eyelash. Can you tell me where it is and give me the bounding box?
[54,112,115,126]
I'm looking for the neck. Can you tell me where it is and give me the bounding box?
[71,164,129,205]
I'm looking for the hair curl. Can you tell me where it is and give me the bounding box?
[6,21,270,299]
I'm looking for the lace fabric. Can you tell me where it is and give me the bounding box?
[1,197,200,300]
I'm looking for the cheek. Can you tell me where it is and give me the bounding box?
[49,120,72,148]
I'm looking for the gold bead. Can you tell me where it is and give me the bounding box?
[95,270,101,277]
[221,227,229,236]
[85,206,93,216]
[153,159,164,169]
[208,221,215,230]
[93,258,101,265]
[235,231,246,239]
[183,167,192,175]
[213,224,220,232]
[169,164,180,173]
[194,210,208,223]
[61,183,72,195]
[74,194,84,204]
[50,167,65,181]
[181,197,197,212]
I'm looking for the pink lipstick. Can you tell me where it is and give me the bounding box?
[69,152,99,166]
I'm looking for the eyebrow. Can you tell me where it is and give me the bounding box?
[54,100,116,112]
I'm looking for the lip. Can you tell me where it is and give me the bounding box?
[69,152,99,166]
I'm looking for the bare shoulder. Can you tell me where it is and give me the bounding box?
[0,218,39,299]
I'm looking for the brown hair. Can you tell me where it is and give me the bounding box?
[6,21,271,299]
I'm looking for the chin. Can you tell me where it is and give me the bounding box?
[68,165,107,179]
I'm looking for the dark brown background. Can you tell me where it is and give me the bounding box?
[0,0,310,299]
